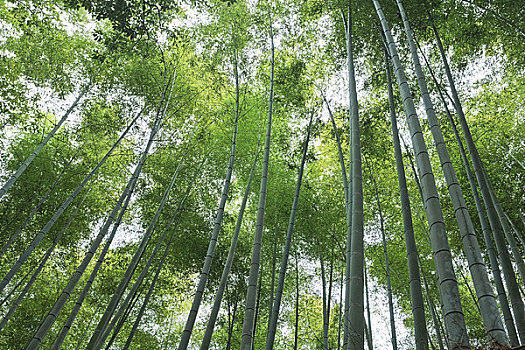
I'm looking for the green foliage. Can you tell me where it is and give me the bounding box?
[0,0,523,348]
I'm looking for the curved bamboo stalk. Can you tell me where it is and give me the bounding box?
[322,93,351,241]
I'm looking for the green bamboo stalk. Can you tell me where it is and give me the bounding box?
[368,162,397,350]
[506,213,525,253]
[396,0,507,344]
[122,213,181,349]
[0,84,90,200]
[485,173,525,286]
[265,111,314,349]
[427,9,525,342]
[0,150,78,259]
[0,106,143,296]
[252,263,264,350]
[416,40,519,346]
[382,39,428,350]
[178,60,241,350]
[420,259,445,350]
[51,154,185,350]
[199,138,261,349]
[25,101,164,349]
[341,4,364,349]
[240,12,275,349]
[293,253,300,350]
[318,242,329,350]
[0,187,90,332]
[86,73,180,350]
[364,264,373,350]
[373,1,469,347]
[50,177,136,350]
[101,183,192,349]
[104,277,146,350]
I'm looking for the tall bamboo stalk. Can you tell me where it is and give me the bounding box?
[25,96,166,349]
[373,1,469,347]
[200,135,261,349]
[104,280,145,350]
[239,12,275,349]
[102,183,192,348]
[368,163,397,350]
[50,181,136,350]
[416,41,519,345]
[323,92,353,349]
[420,259,445,350]
[178,74,241,350]
[364,264,373,350]
[52,155,185,350]
[338,266,343,350]
[265,111,314,349]
[0,150,78,259]
[122,209,182,350]
[341,4,364,349]
[319,242,329,350]
[0,186,90,332]
[252,264,264,350]
[293,253,300,350]
[427,9,525,342]
[485,172,525,285]
[86,72,178,350]
[506,213,525,252]
[383,41,428,350]
[396,0,507,344]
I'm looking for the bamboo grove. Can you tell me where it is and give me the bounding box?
[0,0,524,349]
